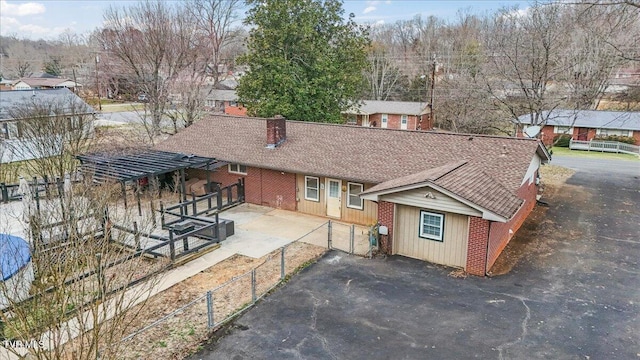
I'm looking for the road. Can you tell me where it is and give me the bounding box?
[95,111,176,128]
[551,154,640,177]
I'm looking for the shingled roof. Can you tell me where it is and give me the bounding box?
[157,115,549,200]
[361,160,523,219]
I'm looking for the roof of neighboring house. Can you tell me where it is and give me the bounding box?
[0,88,95,121]
[156,116,548,208]
[13,77,80,88]
[517,110,640,131]
[361,160,523,219]
[207,89,238,102]
[343,100,430,116]
[215,79,238,90]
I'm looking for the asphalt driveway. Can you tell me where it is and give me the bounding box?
[188,157,639,360]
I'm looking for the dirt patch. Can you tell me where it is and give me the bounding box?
[66,241,327,359]
[540,164,575,188]
[489,165,580,276]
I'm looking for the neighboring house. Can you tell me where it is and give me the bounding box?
[605,66,640,94]
[517,110,640,146]
[343,100,432,130]
[0,79,13,91]
[0,88,95,163]
[204,89,247,116]
[12,77,81,92]
[157,115,550,276]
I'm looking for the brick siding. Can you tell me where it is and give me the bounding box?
[189,165,296,210]
[224,101,248,116]
[466,216,490,276]
[377,201,394,254]
[486,178,538,272]
[357,113,422,130]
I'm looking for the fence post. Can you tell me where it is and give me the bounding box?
[206,291,214,328]
[238,178,245,202]
[251,268,257,302]
[169,230,176,262]
[1,183,7,203]
[133,221,141,251]
[327,220,332,249]
[43,175,50,198]
[215,212,220,241]
[280,247,285,280]
[150,200,157,228]
[192,192,197,215]
[350,224,355,254]
[216,183,222,210]
[160,202,165,228]
[227,186,232,206]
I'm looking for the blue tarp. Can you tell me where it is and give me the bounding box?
[0,234,32,281]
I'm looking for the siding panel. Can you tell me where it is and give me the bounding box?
[381,187,482,217]
[296,174,325,216]
[395,205,469,268]
[296,174,378,225]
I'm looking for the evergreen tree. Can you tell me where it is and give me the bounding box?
[237,0,369,123]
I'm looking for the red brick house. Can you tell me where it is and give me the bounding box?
[157,115,550,275]
[343,100,432,130]
[205,90,248,116]
[517,110,640,146]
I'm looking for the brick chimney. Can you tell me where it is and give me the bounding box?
[266,115,286,149]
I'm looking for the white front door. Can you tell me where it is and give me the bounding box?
[326,179,341,218]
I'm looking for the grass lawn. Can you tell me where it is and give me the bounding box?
[99,103,145,113]
[550,146,639,161]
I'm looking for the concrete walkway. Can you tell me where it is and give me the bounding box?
[0,204,337,359]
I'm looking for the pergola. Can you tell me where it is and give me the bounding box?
[77,150,226,213]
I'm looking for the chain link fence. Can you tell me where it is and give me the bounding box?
[328,220,376,257]
[113,219,376,359]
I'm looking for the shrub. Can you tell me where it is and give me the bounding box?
[553,134,572,147]
[593,135,637,145]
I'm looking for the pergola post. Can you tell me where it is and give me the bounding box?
[121,182,127,209]
[206,161,212,193]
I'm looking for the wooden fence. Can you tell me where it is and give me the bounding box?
[569,139,640,155]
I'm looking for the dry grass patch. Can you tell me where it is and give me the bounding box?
[66,241,327,360]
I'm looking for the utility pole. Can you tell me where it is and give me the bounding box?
[429,54,436,126]
[95,54,102,111]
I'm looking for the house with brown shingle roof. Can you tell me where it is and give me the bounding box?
[342,100,432,130]
[157,115,550,275]
[12,77,81,92]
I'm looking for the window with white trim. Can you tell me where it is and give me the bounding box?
[419,211,444,241]
[228,163,247,174]
[400,115,408,130]
[381,114,388,128]
[347,182,364,210]
[228,101,238,107]
[304,176,319,201]
[553,126,573,134]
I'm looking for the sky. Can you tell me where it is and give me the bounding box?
[0,0,530,41]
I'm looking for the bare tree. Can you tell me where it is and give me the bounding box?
[186,0,243,86]
[4,92,95,180]
[481,3,570,129]
[100,1,198,136]
[1,178,165,359]
[364,45,406,101]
